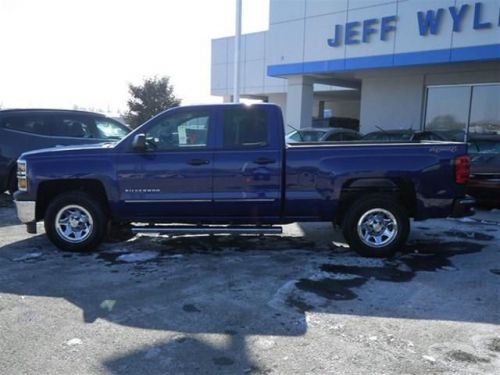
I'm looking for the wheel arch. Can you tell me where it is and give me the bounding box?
[335,177,416,225]
[36,179,109,221]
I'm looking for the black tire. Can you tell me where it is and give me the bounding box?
[106,221,134,243]
[341,194,409,258]
[44,191,108,252]
[7,169,17,195]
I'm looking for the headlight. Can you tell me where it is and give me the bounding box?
[17,161,28,191]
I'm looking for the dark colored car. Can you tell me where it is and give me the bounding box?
[467,135,500,207]
[0,109,130,193]
[312,117,360,131]
[286,127,361,143]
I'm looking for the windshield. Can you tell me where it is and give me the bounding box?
[95,118,129,140]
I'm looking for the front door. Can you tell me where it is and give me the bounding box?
[115,107,215,220]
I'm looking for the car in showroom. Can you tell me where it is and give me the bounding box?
[467,134,500,207]
[0,109,130,194]
[286,127,361,143]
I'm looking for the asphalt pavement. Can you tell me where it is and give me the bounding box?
[0,193,499,375]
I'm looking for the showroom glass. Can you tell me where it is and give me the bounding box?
[223,107,268,149]
[424,84,500,140]
[469,85,500,135]
[146,110,210,151]
[424,86,470,141]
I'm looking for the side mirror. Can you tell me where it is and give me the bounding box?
[132,133,146,152]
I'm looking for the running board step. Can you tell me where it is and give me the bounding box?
[131,225,283,235]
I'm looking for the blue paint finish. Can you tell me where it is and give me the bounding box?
[450,43,500,62]
[393,48,451,66]
[211,106,283,218]
[17,104,471,226]
[345,21,361,45]
[267,44,500,76]
[380,16,397,41]
[473,2,492,29]
[417,8,445,36]
[268,62,304,76]
[449,4,470,32]
[327,24,342,47]
[363,18,379,43]
[284,143,467,221]
[326,59,346,72]
[345,54,394,70]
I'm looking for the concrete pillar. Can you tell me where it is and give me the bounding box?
[286,76,313,129]
[223,95,233,103]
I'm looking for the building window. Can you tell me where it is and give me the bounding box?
[469,85,500,135]
[424,84,500,141]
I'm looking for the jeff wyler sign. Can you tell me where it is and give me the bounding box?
[327,2,498,47]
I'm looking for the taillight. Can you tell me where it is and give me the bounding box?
[455,155,470,184]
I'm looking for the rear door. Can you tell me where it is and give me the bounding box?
[0,112,65,161]
[212,106,282,219]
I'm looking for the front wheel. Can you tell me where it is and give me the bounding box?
[341,195,409,258]
[44,192,107,252]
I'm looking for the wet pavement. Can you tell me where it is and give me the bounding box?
[0,193,499,375]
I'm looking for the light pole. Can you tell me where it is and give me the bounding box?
[233,0,242,103]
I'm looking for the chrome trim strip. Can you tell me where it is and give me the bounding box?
[214,199,276,202]
[125,199,276,203]
[15,200,36,223]
[132,226,283,235]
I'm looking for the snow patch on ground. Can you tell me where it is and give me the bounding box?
[116,251,159,263]
[13,252,43,261]
[66,338,82,346]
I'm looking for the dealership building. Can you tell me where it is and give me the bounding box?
[211,0,500,137]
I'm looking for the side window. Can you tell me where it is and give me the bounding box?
[95,118,129,140]
[55,116,97,138]
[223,107,267,149]
[146,110,210,151]
[1,115,52,135]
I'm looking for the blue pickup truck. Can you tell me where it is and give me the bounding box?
[13,104,474,257]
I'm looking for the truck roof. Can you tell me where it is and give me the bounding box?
[0,108,108,117]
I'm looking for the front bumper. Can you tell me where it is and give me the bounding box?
[15,200,36,223]
[450,196,476,218]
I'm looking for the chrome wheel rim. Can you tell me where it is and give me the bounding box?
[55,205,93,243]
[357,208,398,248]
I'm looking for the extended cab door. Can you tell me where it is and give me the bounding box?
[211,105,283,219]
[114,107,215,219]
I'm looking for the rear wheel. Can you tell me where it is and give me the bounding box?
[44,192,107,252]
[341,195,409,258]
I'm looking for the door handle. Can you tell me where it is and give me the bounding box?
[253,157,275,165]
[187,159,209,166]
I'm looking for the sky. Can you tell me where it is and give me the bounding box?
[0,0,269,114]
